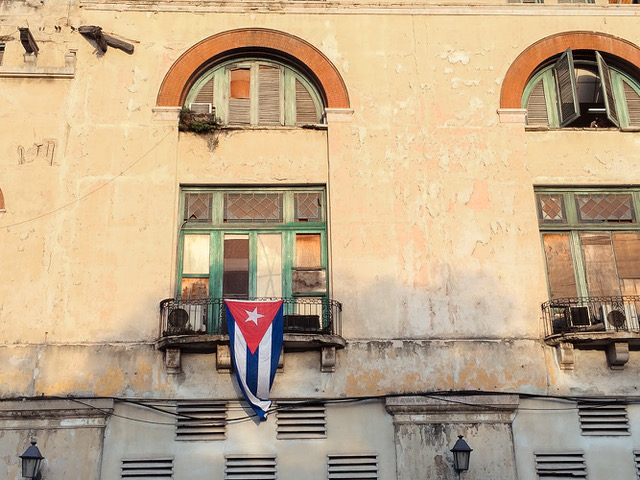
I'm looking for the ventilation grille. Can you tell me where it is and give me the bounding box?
[121,458,173,479]
[176,401,226,440]
[634,450,640,477]
[578,402,629,436]
[276,402,327,439]
[225,455,277,480]
[535,452,587,478]
[327,454,378,480]
[527,80,549,126]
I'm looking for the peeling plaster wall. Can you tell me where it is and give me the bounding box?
[2,1,640,479]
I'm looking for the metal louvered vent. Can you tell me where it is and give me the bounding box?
[225,455,277,480]
[327,454,378,480]
[623,80,640,126]
[578,402,629,436]
[527,80,548,126]
[176,401,226,440]
[535,452,587,478]
[634,450,640,477]
[121,458,173,479]
[276,402,327,439]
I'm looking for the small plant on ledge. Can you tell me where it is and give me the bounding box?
[178,107,221,134]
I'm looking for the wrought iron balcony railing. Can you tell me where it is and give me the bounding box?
[542,296,640,337]
[160,297,342,337]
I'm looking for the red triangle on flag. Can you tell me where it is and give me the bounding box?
[225,300,283,354]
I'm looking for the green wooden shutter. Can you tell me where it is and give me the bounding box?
[623,79,640,126]
[228,67,251,125]
[553,48,580,127]
[194,77,214,105]
[526,79,549,126]
[295,79,320,125]
[596,52,620,127]
[258,66,281,125]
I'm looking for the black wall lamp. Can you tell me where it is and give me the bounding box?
[19,441,44,479]
[450,435,472,474]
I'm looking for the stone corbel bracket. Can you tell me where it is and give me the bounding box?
[0,51,76,78]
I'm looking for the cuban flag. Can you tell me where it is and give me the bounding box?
[225,299,284,421]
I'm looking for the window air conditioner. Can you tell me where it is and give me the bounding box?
[189,103,213,114]
[600,303,638,331]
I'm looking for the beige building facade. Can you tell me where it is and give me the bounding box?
[2,0,640,478]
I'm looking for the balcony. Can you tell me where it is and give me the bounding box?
[155,297,345,373]
[542,296,640,369]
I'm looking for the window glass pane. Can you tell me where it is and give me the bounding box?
[181,277,209,300]
[257,234,282,297]
[296,234,322,268]
[185,193,212,222]
[224,193,283,223]
[581,233,621,297]
[613,233,640,279]
[576,193,634,223]
[223,234,249,298]
[183,235,210,274]
[295,192,322,222]
[537,194,565,223]
[543,233,578,299]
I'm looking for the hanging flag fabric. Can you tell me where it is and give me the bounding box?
[225,299,284,421]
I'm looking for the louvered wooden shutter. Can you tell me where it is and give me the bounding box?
[295,79,320,124]
[596,52,620,127]
[0,45,4,66]
[526,80,549,126]
[258,66,281,125]
[553,48,580,126]
[229,68,251,124]
[194,77,214,105]
[623,79,640,126]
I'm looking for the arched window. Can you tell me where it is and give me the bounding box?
[522,48,640,128]
[184,58,324,126]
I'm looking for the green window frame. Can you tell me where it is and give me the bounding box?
[536,187,640,301]
[522,48,640,129]
[177,187,328,330]
[184,58,325,126]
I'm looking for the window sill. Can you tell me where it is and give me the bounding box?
[525,126,640,132]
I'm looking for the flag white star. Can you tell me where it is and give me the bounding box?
[244,307,264,325]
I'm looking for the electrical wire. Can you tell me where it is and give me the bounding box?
[1,128,174,229]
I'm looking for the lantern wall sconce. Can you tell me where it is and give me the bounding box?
[450,435,472,474]
[19,440,44,479]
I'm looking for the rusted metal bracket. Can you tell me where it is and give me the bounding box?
[78,26,134,54]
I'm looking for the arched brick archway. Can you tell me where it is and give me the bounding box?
[500,31,640,109]
[156,28,350,109]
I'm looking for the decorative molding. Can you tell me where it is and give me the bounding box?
[606,341,629,370]
[165,347,181,374]
[497,108,527,124]
[321,346,336,373]
[152,106,181,122]
[557,342,575,371]
[385,394,519,424]
[0,398,114,430]
[0,51,76,79]
[325,108,354,124]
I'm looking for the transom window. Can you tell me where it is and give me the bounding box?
[184,58,324,126]
[536,188,640,301]
[523,48,640,128]
[178,187,327,304]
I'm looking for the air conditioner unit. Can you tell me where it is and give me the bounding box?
[600,304,638,331]
[167,304,206,333]
[189,102,213,114]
